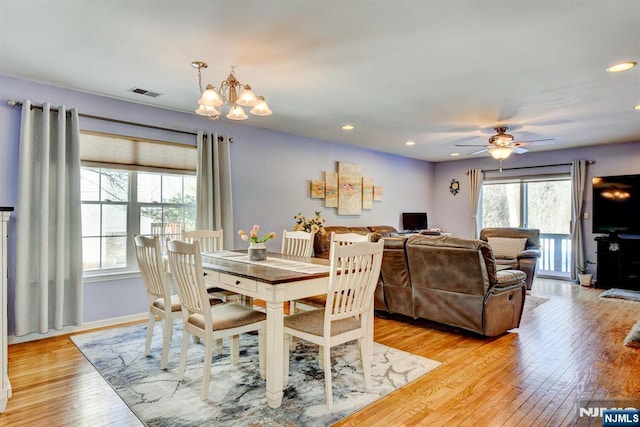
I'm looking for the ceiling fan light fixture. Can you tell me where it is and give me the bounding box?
[606,61,637,72]
[489,146,514,160]
[634,104,640,110]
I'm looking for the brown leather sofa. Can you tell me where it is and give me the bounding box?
[313,225,398,259]
[479,228,541,290]
[375,234,527,337]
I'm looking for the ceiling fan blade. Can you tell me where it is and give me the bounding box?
[513,147,529,154]
[513,138,555,146]
[454,144,490,147]
[469,148,488,155]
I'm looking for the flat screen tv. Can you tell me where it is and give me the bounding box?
[592,174,640,235]
[402,212,428,231]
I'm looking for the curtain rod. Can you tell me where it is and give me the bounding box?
[467,160,595,174]
[6,99,231,142]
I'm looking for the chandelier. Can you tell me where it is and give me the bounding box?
[191,61,272,121]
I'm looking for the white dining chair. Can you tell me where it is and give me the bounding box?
[290,231,371,313]
[134,235,223,370]
[182,229,244,305]
[283,239,384,409]
[281,229,315,257]
[181,229,224,253]
[166,239,266,401]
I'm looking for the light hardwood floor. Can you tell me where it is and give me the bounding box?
[1,278,639,426]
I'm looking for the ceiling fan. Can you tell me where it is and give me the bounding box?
[455,126,555,159]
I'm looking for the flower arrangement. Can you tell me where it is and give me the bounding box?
[293,211,326,235]
[238,225,276,244]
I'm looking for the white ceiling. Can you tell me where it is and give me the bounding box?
[1,1,639,162]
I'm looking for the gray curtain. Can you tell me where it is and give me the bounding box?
[468,169,483,239]
[14,100,83,335]
[196,132,234,248]
[571,160,587,281]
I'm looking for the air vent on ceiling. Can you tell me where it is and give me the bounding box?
[128,87,162,97]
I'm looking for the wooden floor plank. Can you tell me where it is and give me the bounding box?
[1,278,639,426]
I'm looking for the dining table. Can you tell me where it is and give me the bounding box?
[199,250,332,409]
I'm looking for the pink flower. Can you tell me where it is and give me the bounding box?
[240,234,248,241]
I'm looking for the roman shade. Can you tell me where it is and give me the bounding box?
[80,131,196,173]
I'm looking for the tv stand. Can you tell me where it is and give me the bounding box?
[595,235,640,290]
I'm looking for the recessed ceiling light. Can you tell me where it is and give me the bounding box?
[341,124,355,130]
[450,152,460,157]
[606,62,637,72]
[405,141,415,146]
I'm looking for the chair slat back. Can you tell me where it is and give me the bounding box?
[134,235,169,300]
[167,239,209,319]
[325,240,384,330]
[330,231,371,246]
[281,230,315,257]
[182,229,224,253]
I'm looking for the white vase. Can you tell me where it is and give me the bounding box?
[579,273,592,287]
[248,243,267,261]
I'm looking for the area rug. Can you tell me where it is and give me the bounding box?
[71,323,440,427]
[524,293,549,311]
[600,288,640,302]
[624,320,640,348]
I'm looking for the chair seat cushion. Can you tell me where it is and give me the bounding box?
[284,309,361,337]
[188,304,266,331]
[154,294,223,312]
[152,295,182,312]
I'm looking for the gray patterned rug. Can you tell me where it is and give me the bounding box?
[600,288,640,302]
[71,323,440,426]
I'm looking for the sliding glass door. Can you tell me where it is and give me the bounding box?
[482,176,572,277]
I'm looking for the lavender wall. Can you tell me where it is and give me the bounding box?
[433,141,640,279]
[0,75,434,332]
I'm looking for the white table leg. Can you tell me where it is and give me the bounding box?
[266,300,285,408]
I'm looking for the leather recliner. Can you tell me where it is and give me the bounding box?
[479,228,541,290]
[375,234,527,337]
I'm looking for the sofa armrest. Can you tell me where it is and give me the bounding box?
[494,269,527,288]
[518,248,541,259]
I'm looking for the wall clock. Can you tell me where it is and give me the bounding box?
[449,179,460,195]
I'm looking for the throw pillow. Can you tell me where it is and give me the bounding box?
[487,237,528,259]
[624,320,640,348]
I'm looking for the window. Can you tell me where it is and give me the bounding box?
[81,167,196,273]
[482,175,573,276]
[79,131,197,275]
[481,176,571,232]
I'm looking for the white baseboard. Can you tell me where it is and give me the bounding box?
[8,312,148,345]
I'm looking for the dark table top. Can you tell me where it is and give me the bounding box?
[201,251,330,285]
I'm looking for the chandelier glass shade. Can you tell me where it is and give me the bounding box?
[192,61,272,121]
